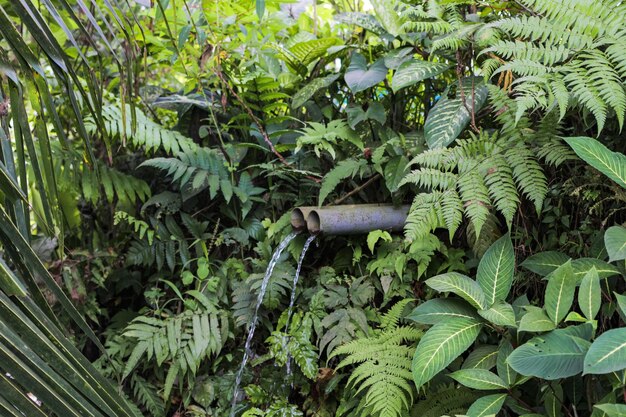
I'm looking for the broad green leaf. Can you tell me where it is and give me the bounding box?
[594,404,626,417]
[497,340,518,386]
[412,317,482,388]
[578,267,601,320]
[462,345,499,370]
[508,330,590,379]
[544,261,576,325]
[426,272,487,310]
[584,328,626,375]
[479,302,516,327]
[565,137,626,189]
[291,74,340,109]
[255,0,265,19]
[383,47,413,69]
[448,368,507,390]
[518,307,555,332]
[424,77,489,149]
[605,226,626,262]
[571,258,620,281]
[384,155,409,192]
[467,393,507,417]
[344,53,388,93]
[477,235,515,307]
[391,60,449,92]
[521,251,569,276]
[407,298,479,325]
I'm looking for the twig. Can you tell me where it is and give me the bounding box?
[331,173,381,205]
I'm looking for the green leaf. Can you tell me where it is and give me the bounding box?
[477,235,515,307]
[291,74,340,109]
[448,369,508,390]
[615,292,626,321]
[508,330,590,379]
[544,260,576,325]
[391,60,449,92]
[578,267,601,321]
[462,345,499,370]
[412,317,482,389]
[407,298,479,325]
[521,251,569,276]
[571,258,620,280]
[478,302,516,327]
[467,393,507,417]
[384,155,409,192]
[255,0,265,19]
[565,137,626,189]
[426,272,487,310]
[497,340,518,386]
[344,53,388,93]
[318,159,367,206]
[518,307,556,332]
[383,47,413,69]
[605,226,626,262]
[594,404,626,417]
[424,77,489,149]
[370,0,403,36]
[0,258,27,297]
[366,230,392,254]
[584,328,626,375]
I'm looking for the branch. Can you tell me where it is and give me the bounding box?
[331,173,381,206]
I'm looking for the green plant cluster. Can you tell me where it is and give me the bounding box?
[0,0,625,416]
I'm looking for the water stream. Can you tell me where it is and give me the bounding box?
[229,230,299,417]
[284,234,316,379]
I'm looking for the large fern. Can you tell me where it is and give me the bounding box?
[330,300,422,417]
[484,0,626,131]
[400,85,576,242]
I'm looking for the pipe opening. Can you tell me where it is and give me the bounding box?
[307,211,321,235]
[291,208,306,230]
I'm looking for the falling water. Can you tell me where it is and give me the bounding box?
[284,234,316,379]
[229,231,299,417]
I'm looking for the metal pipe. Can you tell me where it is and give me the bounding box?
[303,204,410,235]
[290,206,316,230]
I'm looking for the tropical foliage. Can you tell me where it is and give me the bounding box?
[0,0,625,416]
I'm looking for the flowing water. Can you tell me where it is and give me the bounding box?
[229,231,299,417]
[284,234,316,379]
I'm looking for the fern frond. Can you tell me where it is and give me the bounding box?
[331,300,422,417]
[85,105,197,155]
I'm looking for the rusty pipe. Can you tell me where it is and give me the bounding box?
[299,204,410,235]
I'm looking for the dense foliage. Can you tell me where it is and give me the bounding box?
[0,0,625,416]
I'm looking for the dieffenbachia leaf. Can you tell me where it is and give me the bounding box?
[478,302,516,327]
[594,404,626,417]
[412,317,482,388]
[508,329,590,379]
[605,225,626,262]
[407,298,479,325]
[391,60,449,92]
[520,251,569,276]
[426,272,487,310]
[544,260,576,325]
[518,306,555,332]
[448,368,508,390]
[467,393,507,417]
[291,73,340,109]
[578,267,601,321]
[584,328,626,375]
[477,235,515,307]
[424,77,489,149]
[565,136,626,190]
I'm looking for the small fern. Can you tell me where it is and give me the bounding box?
[85,104,197,154]
[411,383,480,417]
[331,299,422,417]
